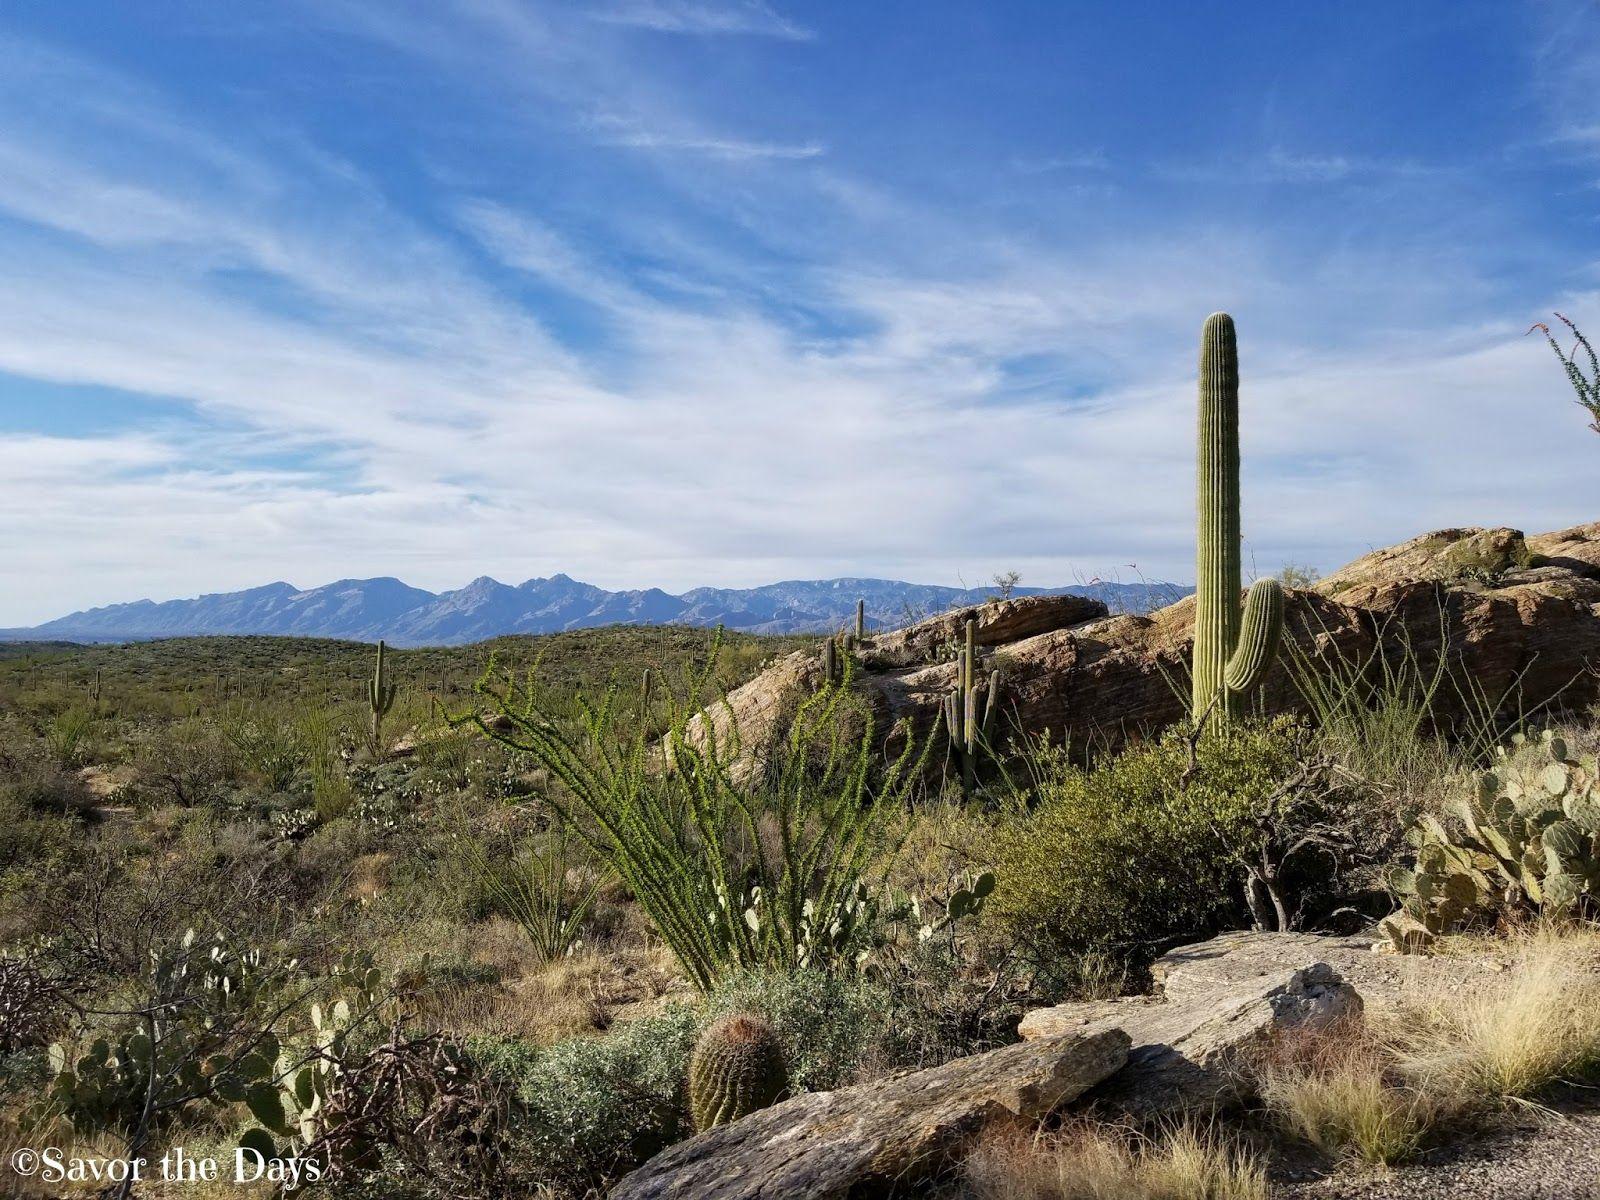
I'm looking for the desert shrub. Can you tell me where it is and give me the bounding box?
[223,708,307,792]
[992,719,1317,960]
[130,717,235,808]
[1284,608,1509,797]
[465,649,929,991]
[472,1006,700,1194]
[0,736,95,820]
[44,706,96,769]
[705,970,896,1091]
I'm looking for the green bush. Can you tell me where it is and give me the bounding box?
[705,970,896,1092]
[992,719,1307,958]
[471,1007,700,1195]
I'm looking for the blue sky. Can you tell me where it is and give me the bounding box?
[1,1,1598,624]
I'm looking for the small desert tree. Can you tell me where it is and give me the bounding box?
[991,570,1022,600]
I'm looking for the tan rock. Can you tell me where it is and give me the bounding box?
[1019,932,1362,1116]
[694,524,1600,768]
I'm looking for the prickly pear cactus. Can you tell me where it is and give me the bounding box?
[1382,730,1600,950]
[688,1013,788,1132]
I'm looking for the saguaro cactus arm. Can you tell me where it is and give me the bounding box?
[1224,578,1284,695]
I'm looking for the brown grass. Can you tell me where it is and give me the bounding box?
[1257,926,1600,1165]
[965,1122,1267,1200]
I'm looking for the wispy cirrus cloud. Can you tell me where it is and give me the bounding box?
[589,0,812,41]
[0,4,1597,628]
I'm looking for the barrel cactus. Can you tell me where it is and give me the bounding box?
[1192,313,1284,727]
[688,1014,788,1131]
[1383,730,1600,949]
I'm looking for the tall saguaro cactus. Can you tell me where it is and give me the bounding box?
[1192,313,1283,727]
[946,617,1000,791]
[368,639,397,751]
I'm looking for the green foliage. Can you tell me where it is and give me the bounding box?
[688,1013,788,1131]
[464,642,931,991]
[38,928,295,1139]
[472,1006,700,1194]
[1384,730,1600,949]
[705,970,895,1092]
[222,708,306,792]
[447,810,606,964]
[1531,313,1600,436]
[45,706,95,769]
[992,719,1308,957]
[1192,312,1284,726]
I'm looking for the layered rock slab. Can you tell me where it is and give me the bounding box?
[608,1027,1130,1199]
[1019,931,1363,1116]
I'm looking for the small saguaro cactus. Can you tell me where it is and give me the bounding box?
[1191,313,1284,728]
[819,634,844,688]
[946,616,1001,791]
[688,1013,788,1131]
[368,639,397,750]
[855,598,866,641]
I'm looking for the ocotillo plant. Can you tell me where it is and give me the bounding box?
[1192,313,1284,728]
[945,616,1000,790]
[368,639,397,751]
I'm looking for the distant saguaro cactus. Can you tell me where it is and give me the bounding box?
[368,639,397,751]
[689,1014,788,1131]
[946,616,1000,791]
[1192,313,1283,727]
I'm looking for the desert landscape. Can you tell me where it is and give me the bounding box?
[3,5,1600,1199]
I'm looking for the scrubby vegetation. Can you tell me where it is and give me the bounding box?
[2,314,1597,1198]
[6,613,1592,1197]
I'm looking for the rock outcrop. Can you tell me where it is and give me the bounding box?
[1019,931,1361,1116]
[698,524,1600,766]
[609,1027,1130,1200]
[613,933,1395,1198]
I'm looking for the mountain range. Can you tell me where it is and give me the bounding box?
[2,575,1189,647]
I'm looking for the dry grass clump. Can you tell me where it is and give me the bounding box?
[1395,926,1600,1107]
[1258,926,1600,1164]
[965,1121,1267,1200]
[1256,1016,1435,1164]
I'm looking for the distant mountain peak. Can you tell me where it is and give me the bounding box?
[8,573,1190,647]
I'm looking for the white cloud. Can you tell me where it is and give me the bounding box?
[589,1,812,41]
[0,18,1596,630]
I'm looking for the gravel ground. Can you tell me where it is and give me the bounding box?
[1274,1101,1600,1199]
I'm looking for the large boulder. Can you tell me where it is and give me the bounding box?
[608,1027,1130,1200]
[1019,931,1363,1116]
[697,524,1600,766]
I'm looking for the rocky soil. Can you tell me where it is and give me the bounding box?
[1275,1100,1600,1199]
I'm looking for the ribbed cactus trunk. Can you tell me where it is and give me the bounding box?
[368,639,397,750]
[1191,313,1283,728]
